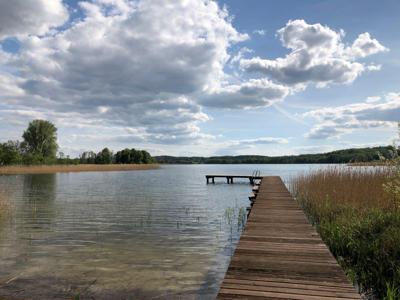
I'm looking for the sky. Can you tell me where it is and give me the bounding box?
[0,0,399,157]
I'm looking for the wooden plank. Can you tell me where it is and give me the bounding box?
[217,176,360,299]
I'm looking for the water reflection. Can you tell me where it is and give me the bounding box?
[0,164,329,299]
[21,174,57,228]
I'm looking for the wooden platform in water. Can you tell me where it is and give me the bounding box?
[217,176,360,300]
[206,175,263,184]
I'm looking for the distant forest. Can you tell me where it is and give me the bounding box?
[155,146,399,164]
[2,120,399,166]
[0,119,155,166]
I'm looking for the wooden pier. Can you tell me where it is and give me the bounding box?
[217,176,360,300]
[206,175,263,184]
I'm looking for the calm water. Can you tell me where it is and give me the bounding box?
[0,164,331,299]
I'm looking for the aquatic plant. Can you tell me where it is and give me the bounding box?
[237,207,246,230]
[224,207,234,225]
[291,166,400,299]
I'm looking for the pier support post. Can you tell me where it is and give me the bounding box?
[212,177,215,184]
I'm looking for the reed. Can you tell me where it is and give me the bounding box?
[291,165,400,299]
[0,164,159,175]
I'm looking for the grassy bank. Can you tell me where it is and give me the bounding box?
[0,164,159,175]
[291,166,400,299]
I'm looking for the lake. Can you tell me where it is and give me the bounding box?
[0,164,331,299]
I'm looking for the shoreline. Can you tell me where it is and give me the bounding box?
[0,164,159,175]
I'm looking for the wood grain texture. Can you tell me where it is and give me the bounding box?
[217,176,360,300]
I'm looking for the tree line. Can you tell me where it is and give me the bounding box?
[79,148,154,164]
[155,146,399,164]
[0,119,154,166]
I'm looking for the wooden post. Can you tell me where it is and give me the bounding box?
[250,177,254,185]
[212,177,215,184]
[206,176,209,184]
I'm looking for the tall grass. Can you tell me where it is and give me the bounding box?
[291,166,400,299]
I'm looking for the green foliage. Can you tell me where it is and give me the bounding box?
[22,152,45,165]
[57,153,80,165]
[79,151,96,164]
[0,119,155,166]
[114,148,132,163]
[114,148,154,164]
[95,148,113,164]
[140,150,153,164]
[384,281,400,300]
[22,119,58,159]
[0,140,22,165]
[313,209,400,297]
[155,146,398,164]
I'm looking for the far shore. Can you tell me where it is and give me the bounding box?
[0,164,159,175]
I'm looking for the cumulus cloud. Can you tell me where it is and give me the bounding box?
[0,0,248,148]
[212,136,289,156]
[236,137,289,145]
[348,32,388,58]
[304,93,400,139]
[240,19,388,87]
[0,0,69,39]
[0,4,392,154]
[200,79,289,109]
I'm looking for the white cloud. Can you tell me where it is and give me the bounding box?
[366,96,381,103]
[212,136,289,156]
[304,92,400,139]
[0,0,69,39]
[200,79,290,109]
[253,29,266,36]
[366,64,382,71]
[0,6,392,154]
[240,19,387,87]
[236,137,289,145]
[347,32,388,58]
[229,47,253,64]
[0,0,247,147]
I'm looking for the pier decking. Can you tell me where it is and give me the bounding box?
[206,175,263,184]
[217,176,360,299]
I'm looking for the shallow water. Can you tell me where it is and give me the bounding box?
[0,164,332,299]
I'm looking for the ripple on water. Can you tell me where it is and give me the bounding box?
[0,164,327,299]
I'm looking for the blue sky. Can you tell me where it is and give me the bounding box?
[0,0,399,156]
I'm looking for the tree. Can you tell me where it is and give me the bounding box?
[131,148,143,163]
[141,150,152,163]
[95,148,113,164]
[0,140,22,165]
[115,148,131,164]
[22,120,58,160]
[80,151,96,164]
